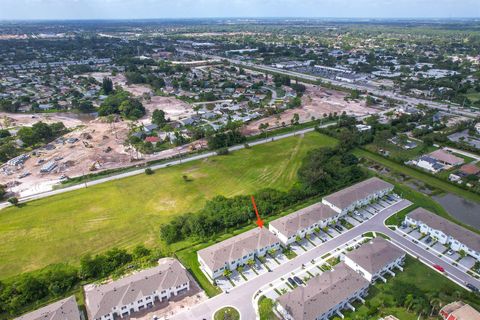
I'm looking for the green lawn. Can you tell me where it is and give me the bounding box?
[337,256,480,320]
[213,307,240,320]
[0,132,336,280]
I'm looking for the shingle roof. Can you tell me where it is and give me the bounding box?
[277,262,369,320]
[323,177,393,211]
[197,227,280,271]
[428,149,464,166]
[344,238,405,274]
[269,203,337,238]
[15,296,80,320]
[408,208,480,252]
[85,258,189,320]
[459,164,480,176]
[441,301,480,320]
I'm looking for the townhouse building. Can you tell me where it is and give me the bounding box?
[268,202,338,245]
[84,258,190,320]
[197,227,281,279]
[15,296,80,320]
[342,237,405,282]
[276,262,370,320]
[405,208,480,260]
[322,177,394,215]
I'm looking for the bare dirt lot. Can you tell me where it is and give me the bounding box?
[87,72,153,97]
[142,96,195,121]
[242,84,379,135]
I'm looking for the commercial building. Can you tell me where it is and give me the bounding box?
[276,262,369,320]
[15,296,80,320]
[269,202,338,245]
[343,238,405,282]
[405,208,480,260]
[322,177,394,215]
[84,258,190,320]
[440,301,480,320]
[197,227,281,279]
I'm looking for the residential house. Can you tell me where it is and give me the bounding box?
[322,177,394,215]
[15,296,80,320]
[84,258,190,320]
[428,149,464,167]
[404,208,480,260]
[440,301,480,320]
[342,238,405,282]
[458,164,480,177]
[276,262,369,320]
[197,227,281,279]
[269,202,338,245]
[411,155,445,173]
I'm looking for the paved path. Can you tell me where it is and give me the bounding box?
[0,123,335,209]
[170,200,415,320]
[443,146,480,162]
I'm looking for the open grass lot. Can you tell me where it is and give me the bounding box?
[364,141,437,162]
[0,132,336,280]
[338,256,480,320]
[213,307,240,320]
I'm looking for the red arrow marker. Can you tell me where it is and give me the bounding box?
[251,195,264,228]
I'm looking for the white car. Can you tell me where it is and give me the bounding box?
[446,249,454,256]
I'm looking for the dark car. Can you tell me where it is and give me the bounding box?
[467,283,479,292]
[287,277,296,286]
[425,237,432,244]
[293,276,303,285]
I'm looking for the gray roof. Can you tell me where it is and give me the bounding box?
[408,208,480,252]
[323,177,393,211]
[85,258,189,319]
[269,203,337,238]
[344,238,405,274]
[277,262,369,320]
[15,296,80,320]
[197,227,280,271]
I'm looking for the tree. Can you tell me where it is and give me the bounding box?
[7,197,18,206]
[223,269,232,278]
[102,77,113,95]
[152,109,167,127]
[246,259,255,268]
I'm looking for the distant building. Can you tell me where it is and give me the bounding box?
[322,177,393,215]
[269,202,339,245]
[428,149,464,167]
[459,164,480,177]
[405,208,480,260]
[84,258,190,320]
[342,238,405,282]
[15,296,80,320]
[276,262,369,320]
[440,301,480,320]
[411,155,445,173]
[197,228,281,279]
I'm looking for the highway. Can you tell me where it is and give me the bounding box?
[0,124,334,209]
[179,49,479,119]
[170,199,480,320]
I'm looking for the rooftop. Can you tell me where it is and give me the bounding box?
[428,149,464,166]
[323,177,393,211]
[84,258,190,320]
[277,262,369,320]
[15,296,80,320]
[408,208,480,253]
[343,237,405,275]
[269,202,337,238]
[441,301,480,320]
[197,227,280,272]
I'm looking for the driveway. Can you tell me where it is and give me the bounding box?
[310,233,324,246]
[291,242,306,255]
[459,256,476,270]
[253,259,268,275]
[345,216,361,227]
[432,242,447,253]
[409,229,423,240]
[216,276,234,292]
[242,265,257,280]
[229,270,246,286]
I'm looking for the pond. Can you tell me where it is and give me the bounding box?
[433,193,480,229]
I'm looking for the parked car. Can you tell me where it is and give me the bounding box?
[354,210,360,216]
[433,264,445,272]
[293,276,303,285]
[467,283,479,292]
[425,237,432,244]
[446,249,454,255]
[287,278,296,286]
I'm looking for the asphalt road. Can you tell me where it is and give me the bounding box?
[0,124,334,209]
[170,199,480,320]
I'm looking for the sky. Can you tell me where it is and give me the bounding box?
[1,0,479,20]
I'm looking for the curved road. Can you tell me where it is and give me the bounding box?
[170,199,480,320]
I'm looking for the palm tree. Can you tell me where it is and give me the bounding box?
[429,297,442,316]
[246,259,255,268]
[267,248,277,256]
[223,269,232,278]
[404,294,414,311]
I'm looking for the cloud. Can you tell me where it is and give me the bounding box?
[1,0,479,20]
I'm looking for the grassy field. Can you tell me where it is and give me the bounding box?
[338,256,480,320]
[0,132,336,280]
